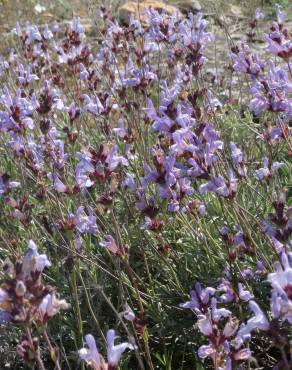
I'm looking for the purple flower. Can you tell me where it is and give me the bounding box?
[106,329,136,368]
[48,173,68,193]
[230,142,243,165]
[218,279,236,303]
[122,174,136,191]
[207,90,222,109]
[268,251,292,322]
[79,334,104,370]
[69,206,98,234]
[113,118,127,139]
[231,47,264,77]
[121,305,135,322]
[79,63,89,81]
[42,24,53,40]
[198,344,216,359]
[0,174,20,196]
[25,24,42,45]
[234,348,252,361]
[199,176,229,198]
[238,283,254,302]
[0,288,11,323]
[265,32,292,60]
[255,8,264,20]
[38,293,68,322]
[211,298,231,322]
[106,146,128,171]
[179,282,215,311]
[237,301,269,340]
[69,17,85,38]
[179,13,214,51]
[99,235,120,255]
[253,158,284,180]
[82,94,104,115]
[275,3,286,25]
[22,240,51,278]
[17,64,39,86]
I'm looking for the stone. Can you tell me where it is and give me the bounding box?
[118,0,182,25]
[174,0,201,14]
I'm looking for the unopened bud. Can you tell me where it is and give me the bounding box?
[15,281,26,297]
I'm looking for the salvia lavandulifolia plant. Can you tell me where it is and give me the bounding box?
[0,2,291,369]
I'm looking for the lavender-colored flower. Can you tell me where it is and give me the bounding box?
[265,32,292,60]
[82,94,104,116]
[99,235,120,255]
[79,63,89,81]
[0,311,12,324]
[253,158,284,180]
[268,251,292,322]
[234,348,252,361]
[0,174,20,196]
[69,17,85,38]
[17,64,39,86]
[255,8,264,20]
[231,47,264,77]
[106,329,136,368]
[197,314,213,336]
[79,334,104,370]
[121,305,135,322]
[207,90,222,109]
[122,174,136,191]
[179,13,214,51]
[113,118,127,139]
[38,293,68,322]
[42,24,53,40]
[48,173,68,193]
[69,206,98,234]
[106,146,128,172]
[238,283,254,302]
[218,279,236,303]
[0,288,11,323]
[230,142,243,165]
[199,176,229,198]
[180,282,215,311]
[237,301,269,340]
[275,3,286,25]
[22,240,51,278]
[198,343,215,359]
[211,298,231,322]
[25,24,42,45]
[122,62,157,88]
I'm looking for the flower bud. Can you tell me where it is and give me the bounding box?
[15,281,26,297]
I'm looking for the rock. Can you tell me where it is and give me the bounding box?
[118,0,182,25]
[174,0,201,14]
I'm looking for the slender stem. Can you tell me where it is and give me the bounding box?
[26,327,46,370]
[43,330,61,370]
[287,61,292,79]
[69,264,83,347]
[79,272,106,343]
[280,347,290,370]
[36,349,46,370]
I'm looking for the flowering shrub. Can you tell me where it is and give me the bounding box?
[0,3,291,369]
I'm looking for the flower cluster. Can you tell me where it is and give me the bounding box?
[180,282,260,369]
[0,241,68,367]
